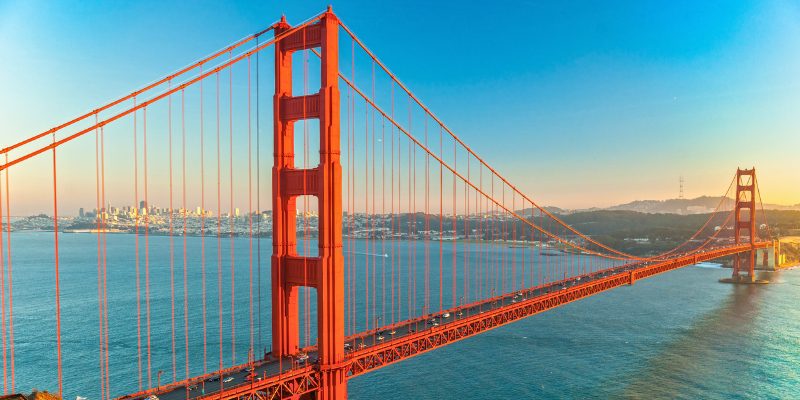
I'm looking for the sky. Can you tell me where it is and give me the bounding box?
[1,0,799,213]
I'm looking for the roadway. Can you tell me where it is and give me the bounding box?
[120,243,765,400]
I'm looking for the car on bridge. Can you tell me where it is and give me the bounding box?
[297,352,310,362]
[245,372,261,383]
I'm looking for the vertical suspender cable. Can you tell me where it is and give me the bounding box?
[501,185,506,294]
[3,155,13,393]
[381,115,386,326]
[169,82,177,383]
[477,167,482,301]
[424,119,429,315]
[405,127,410,318]
[459,153,472,306]
[438,126,443,313]
[181,88,190,383]
[346,52,351,338]
[398,123,403,322]
[410,106,416,318]
[512,191,517,291]
[101,127,110,400]
[390,82,395,326]
[537,207,541,288]
[371,63,377,331]
[200,67,208,374]
[133,97,143,391]
[256,35,262,356]
[365,95,370,330]
[216,71,223,372]
[452,140,456,307]
[349,38,355,337]
[94,117,105,400]
[247,55,254,359]
[489,173,492,297]
[144,107,152,388]
[99,125,111,389]
[405,100,411,319]
[518,194,523,289]
[0,161,6,396]
[229,52,236,365]
[51,141,63,398]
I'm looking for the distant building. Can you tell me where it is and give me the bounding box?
[79,208,84,218]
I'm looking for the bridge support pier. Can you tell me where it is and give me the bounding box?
[720,169,771,284]
[731,168,757,283]
[774,240,781,269]
[272,8,347,399]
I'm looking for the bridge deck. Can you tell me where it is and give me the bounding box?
[118,242,769,400]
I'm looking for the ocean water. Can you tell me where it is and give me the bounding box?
[2,232,799,399]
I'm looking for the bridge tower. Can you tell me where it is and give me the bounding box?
[732,168,757,282]
[272,8,346,399]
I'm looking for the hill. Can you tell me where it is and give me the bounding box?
[521,196,800,216]
[604,196,800,215]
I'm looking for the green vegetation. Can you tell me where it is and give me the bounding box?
[760,210,800,237]
[555,210,800,257]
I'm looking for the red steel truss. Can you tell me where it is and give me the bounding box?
[345,241,771,377]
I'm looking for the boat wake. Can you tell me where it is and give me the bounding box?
[693,262,724,269]
[349,251,390,258]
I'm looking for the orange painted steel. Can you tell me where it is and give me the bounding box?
[732,168,758,281]
[271,8,346,399]
[118,241,769,400]
[345,242,771,378]
[119,362,321,400]
[195,367,321,400]
[51,146,63,397]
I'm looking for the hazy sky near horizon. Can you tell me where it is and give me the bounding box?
[1,0,799,214]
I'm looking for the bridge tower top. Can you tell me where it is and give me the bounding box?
[732,167,758,281]
[271,8,346,399]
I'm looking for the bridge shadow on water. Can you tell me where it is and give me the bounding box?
[616,270,772,400]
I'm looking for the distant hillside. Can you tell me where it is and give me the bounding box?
[515,206,572,217]
[605,196,800,215]
[519,196,799,216]
[606,196,732,214]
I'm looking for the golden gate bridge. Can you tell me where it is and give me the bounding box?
[0,7,779,400]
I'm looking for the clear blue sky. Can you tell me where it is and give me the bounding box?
[1,0,799,210]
